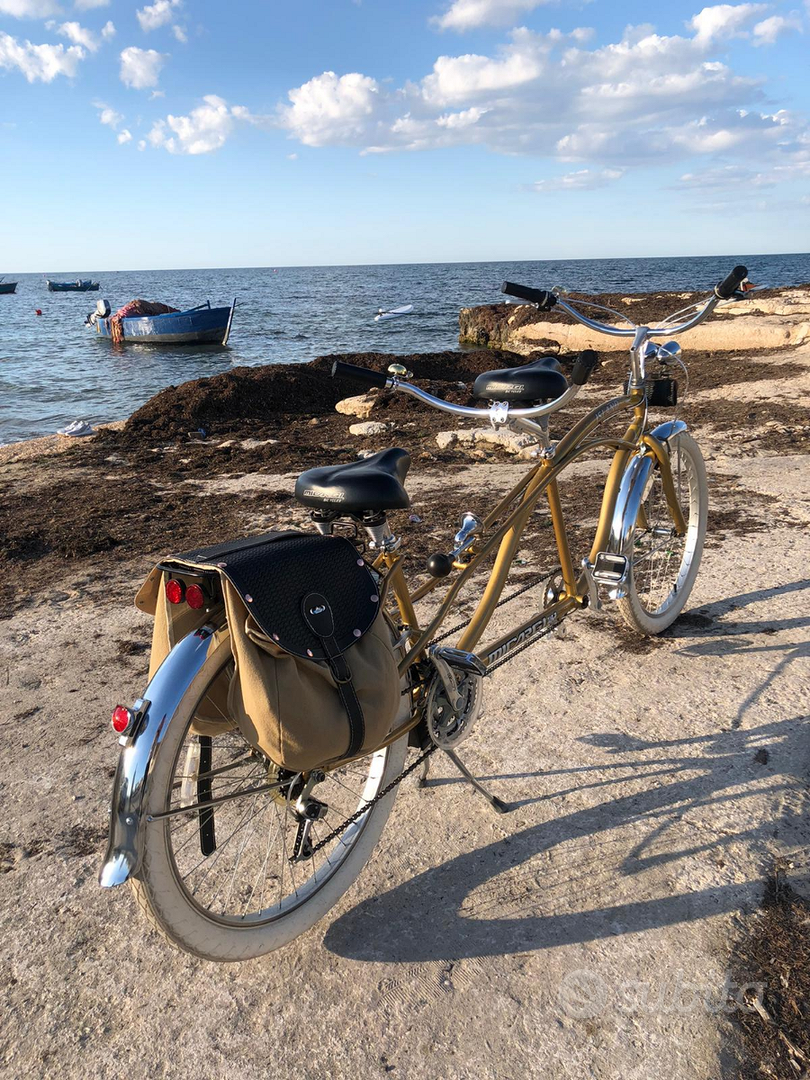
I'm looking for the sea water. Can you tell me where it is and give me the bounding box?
[1,253,808,444]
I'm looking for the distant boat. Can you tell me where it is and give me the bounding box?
[374,304,414,322]
[0,281,17,294]
[92,299,237,345]
[47,279,100,292]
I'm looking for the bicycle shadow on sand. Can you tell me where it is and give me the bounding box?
[324,580,810,964]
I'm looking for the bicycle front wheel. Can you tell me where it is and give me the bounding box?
[130,638,408,961]
[617,431,708,635]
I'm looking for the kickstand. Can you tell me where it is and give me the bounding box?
[443,748,512,814]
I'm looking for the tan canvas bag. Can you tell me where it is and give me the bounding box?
[135,532,402,772]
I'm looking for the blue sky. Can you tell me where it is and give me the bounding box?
[1,0,808,270]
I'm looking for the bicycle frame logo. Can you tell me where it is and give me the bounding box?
[484,609,558,666]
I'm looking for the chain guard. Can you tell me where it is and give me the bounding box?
[425,670,483,749]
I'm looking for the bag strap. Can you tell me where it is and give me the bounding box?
[301,592,365,759]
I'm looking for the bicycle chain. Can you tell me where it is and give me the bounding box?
[304,744,438,858]
[428,568,557,648]
[300,569,563,860]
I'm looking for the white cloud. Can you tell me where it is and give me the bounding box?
[436,105,487,128]
[120,45,165,89]
[688,3,768,44]
[117,127,132,143]
[280,16,804,167]
[56,21,98,52]
[137,138,146,150]
[101,20,115,39]
[136,0,181,32]
[171,24,187,42]
[752,13,802,44]
[279,71,381,147]
[0,0,60,16]
[95,102,123,127]
[287,152,298,159]
[147,94,248,154]
[529,167,625,191]
[0,30,84,81]
[432,0,550,32]
[75,0,110,8]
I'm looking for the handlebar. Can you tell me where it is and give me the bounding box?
[501,282,557,310]
[331,361,389,388]
[714,264,748,300]
[332,350,600,421]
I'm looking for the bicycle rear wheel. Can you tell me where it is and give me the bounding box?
[130,638,408,961]
[617,431,707,635]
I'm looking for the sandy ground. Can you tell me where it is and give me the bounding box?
[1,346,809,1079]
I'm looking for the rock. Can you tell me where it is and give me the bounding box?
[349,421,391,436]
[240,438,278,448]
[336,393,378,419]
[459,286,810,353]
[435,428,537,455]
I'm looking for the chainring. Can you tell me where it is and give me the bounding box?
[425,669,484,749]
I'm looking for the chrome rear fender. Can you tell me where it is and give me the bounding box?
[606,419,688,559]
[99,625,218,889]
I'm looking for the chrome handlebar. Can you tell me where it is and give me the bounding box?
[390,378,580,422]
[553,292,723,339]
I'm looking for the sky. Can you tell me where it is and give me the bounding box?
[0,0,808,270]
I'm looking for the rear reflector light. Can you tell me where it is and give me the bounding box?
[185,584,205,609]
[166,579,185,605]
[112,705,133,735]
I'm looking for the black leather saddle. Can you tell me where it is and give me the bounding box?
[295,447,411,515]
[473,356,567,404]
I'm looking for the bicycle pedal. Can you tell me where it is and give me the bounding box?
[431,647,487,678]
[592,552,629,585]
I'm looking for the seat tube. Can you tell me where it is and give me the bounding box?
[545,478,577,596]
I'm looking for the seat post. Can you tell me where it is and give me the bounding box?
[363,513,401,553]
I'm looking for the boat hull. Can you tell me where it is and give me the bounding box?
[0,283,17,294]
[48,281,100,292]
[95,305,233,345]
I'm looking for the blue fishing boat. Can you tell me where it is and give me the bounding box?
[47,279,100,292]
[0,281,17,294]
[92,299,237,345]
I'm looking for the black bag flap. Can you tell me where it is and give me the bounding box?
[163,531,380,661]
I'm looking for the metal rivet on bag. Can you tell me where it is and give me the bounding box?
[272,633,280,641]
[245,594,253,603]
[218,562,227,568]
[353,629,362,638]
[370,594,379,603]
[357,559,364,566]
[307,649,314,657]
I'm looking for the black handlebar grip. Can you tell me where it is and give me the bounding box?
[571,349,599,386]
[501,281,557,311]
[331,361,389,389]
[714,265,748,300]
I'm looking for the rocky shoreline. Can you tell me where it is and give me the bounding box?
[459,285,810,353]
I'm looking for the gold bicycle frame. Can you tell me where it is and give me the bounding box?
[376,387,685,680]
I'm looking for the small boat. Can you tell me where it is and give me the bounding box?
[47,279,101,292]
[374,304,413,322]
[0,281,17,294]
[92,299,237,345]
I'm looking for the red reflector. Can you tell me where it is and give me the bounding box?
[165,579,185,605]
[111,705,132,734]
[185,584,205,609]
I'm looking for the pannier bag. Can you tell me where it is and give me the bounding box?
[135,532,402,772]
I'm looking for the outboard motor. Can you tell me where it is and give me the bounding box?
[86,298,111,327]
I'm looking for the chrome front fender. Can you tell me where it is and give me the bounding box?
[605,419,688,559]
[99,625,217,889]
